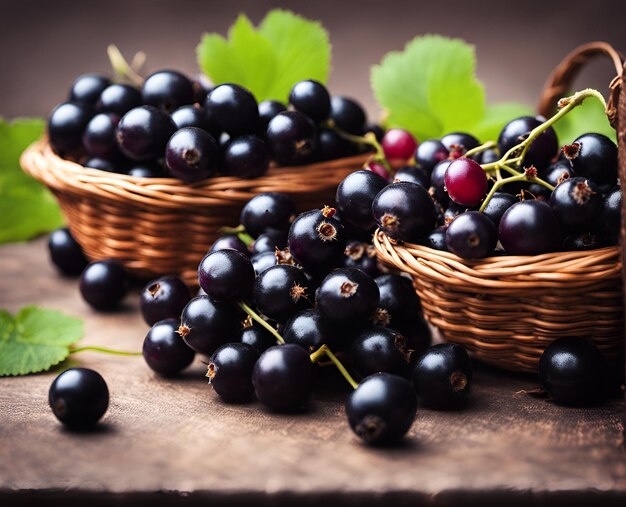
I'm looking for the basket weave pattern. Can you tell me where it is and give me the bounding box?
[21,140,367,283]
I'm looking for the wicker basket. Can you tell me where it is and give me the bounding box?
[21,140,368,284]
[374,42,626,372]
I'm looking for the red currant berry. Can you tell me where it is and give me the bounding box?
[381,129,418,161]
[443,157,487,206]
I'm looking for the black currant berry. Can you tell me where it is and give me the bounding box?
[69,74,111,105]
[330,96,367,135]
[165,126,219,182]
[440,132,479,154]
[429,160,452,205]
[48,227,88,276]
[240,192,296,237]
[601,186,621,244]
[48,102,93,155]
[258,100,287,133]
[414,139,449,173]
[205,83,259,136]
[394,165,430,188]
[374,274,421,332]
[140,276,191,326]
[171,104,217,135]
[373,182,437,243]
[142,70,194,113]
[399,317,432,359]
[221,135,270,179]
[336,170,388,233]
[127,162,167,178]
[473,148,500,165]
[198,249,255,302]
[289,79,331,123]
[208,342,258,402]
[253,265,310,322]
[542,159,575,187]
[315,128,353,161]
[419,227,449,251]
[482,192,516,228]
[252,229,288,255]
[143,319,195,376]
[365,124,384,142]
[283,309,332,351]
[97,84,142,116]
[550,177,602,233]
[563,233,602,251]
[178,296,241,356]
[563,133,617,185]
[83,157,117,172]
[266,111,317,166]
[497,116,558,170]
[539,337,608,405]
[49,368,109,428]
[79,260,128,310]
[240,325,278,354]
[499,200,560,255]
[317,267,379,324]
[251,252,276,275]
[346,373,417,445]
[252,344,314,411]
[343,242,380,278]
[83,112,122,161]
[350,326,412,379]
[210,235,250,256]
[412,343,473,409]
[116,106,176,161]
[288,207,346,269]
[445,211,497,259]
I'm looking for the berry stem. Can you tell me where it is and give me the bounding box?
[219,225,255,247]
[309,344,358,390]
[463,140,497,158]
[107,44,144,86]
[70,345,142,356]
[329,122,392,174]
[238,302,285,344]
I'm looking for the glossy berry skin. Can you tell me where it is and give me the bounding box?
[253,265,310,322]
[171,105,215,134]
[178,296,241,356]
[474,148,500,165]
[69,74,111,105]
[240,325,278,354]
[550,177,602,233]
[258,100,287,132]
[394,165,430,188]
[563,233,602,251]
[564,133,617,185]
[116,106,176,160]
[48,227,88,276]
[317,267,379,324]
[346,373,417,445]
[140,276,191,326]
[49,368,109,428]
[288,79,331,123]
[165,127,219,182]
[127,162,166,178]
[79,260,128,310]
[412,343,473,409]
[221,136,270,179]
[446,211,497,259]
[210,235,250,257]
[283,309,331,351]
[82,113,122,160]
[240,192,296,237]
[365,124,385,142]
[266,111,317,166]
[252,344,314,411]
[288,209,346,269]
[143,319,195,376]
[48,102,93,155]
[252,229,287,255]
[444,158,488,207]
[208,342,258,402]
[330,96,367,135]
[497,116,558,170]
[205,83,259,136]
[601,187,621,244]
[343,242,380,278]
[316,128,353,161]
[198,249,255,302]
[482,192,516,228]
[97,84,142,116]
[429,160,452,205]
[83,157,117,172]
[381,129,418,161]
[419,227,448,251]
[336,170,388,233]
[372,182,437,243]
[542,160,575,187]
[251,252,276,275]
[350,326,411,379]
[414,139,449,173]
[440,132,479,154]
[141,70,194,113]
[375,274,421,332]
[539,337,607,405]
[499,200,560,255]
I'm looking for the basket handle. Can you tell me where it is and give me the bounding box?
[537,41,625,129]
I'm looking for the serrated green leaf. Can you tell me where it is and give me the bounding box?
[0,118,64,244]
[372,35,486,141]
[197,9,330,103]
[471,102,535,142]
[552,95,617,145]
[0,306,83,376]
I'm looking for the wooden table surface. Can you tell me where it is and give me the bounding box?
[1,238,626,506]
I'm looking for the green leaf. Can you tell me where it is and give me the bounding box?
[0,306,83,376]
[371,35,486,141]
[0,118,64,244]
[471,102,535,142]
[552,95,617,144]
[197,9,330,103]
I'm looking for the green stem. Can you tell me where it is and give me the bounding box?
[107,44,144,86]
[70,345,141,356]
[237,231,255,247]
[239,302,284,344]
[463,140,497,159]
[217,225,254,247]
[329,123,392,174]
[309,345,358,390]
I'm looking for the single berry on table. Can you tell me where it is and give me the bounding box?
[48,227,88,276]
[49,368,109,428]
[143,319,195,376]
[208,342,258,402]
[140,276,191,326]
[79,259,128,310]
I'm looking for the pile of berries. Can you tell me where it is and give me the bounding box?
[47,71,376,182]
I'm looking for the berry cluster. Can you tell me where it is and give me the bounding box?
[48,71,376,182]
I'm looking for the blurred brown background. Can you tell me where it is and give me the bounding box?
[1,0,626,120]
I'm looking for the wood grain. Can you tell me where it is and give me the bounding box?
[1,238,625,506]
